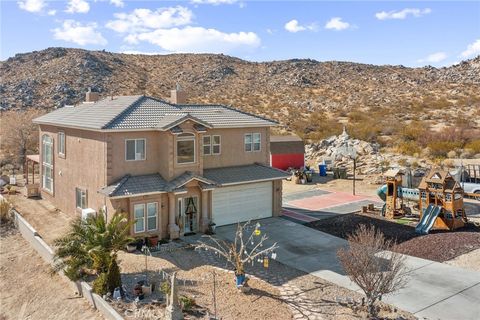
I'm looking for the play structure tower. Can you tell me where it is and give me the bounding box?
[384,169,404,219]
[417,170,466,231]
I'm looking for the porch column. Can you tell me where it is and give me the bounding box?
[200,190,210,232]
[168,192,180,240]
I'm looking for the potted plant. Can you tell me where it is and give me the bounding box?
[126,242,137,253]
[148,235,159,247]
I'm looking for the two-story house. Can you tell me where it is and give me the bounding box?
[33,88,289,239]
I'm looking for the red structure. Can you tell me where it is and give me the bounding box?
[270,135,305,170]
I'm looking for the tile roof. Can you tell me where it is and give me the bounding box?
[99,164,289,197]
[99,173,168,197]
[34,95,276,130]
[203,164,290,186]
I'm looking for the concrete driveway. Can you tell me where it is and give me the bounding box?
[215,218,480,320]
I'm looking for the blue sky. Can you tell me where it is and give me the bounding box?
[1,0,479,66]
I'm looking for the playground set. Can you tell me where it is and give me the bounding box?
[376,168,467,235]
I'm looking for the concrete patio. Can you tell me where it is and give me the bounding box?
[215,217,480,320]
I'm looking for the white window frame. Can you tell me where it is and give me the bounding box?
[42,134,54,193]
[203,135,211,155]
[134,203,146,233]
[147,202,158,231]
[125,139,146,161]
[203,135,221,156]
[75,188,87,209]
[253,133,261,151]
[58,131,65,157]
[244,133,261,152]
[212,135,221,155]
[176,133,196,164]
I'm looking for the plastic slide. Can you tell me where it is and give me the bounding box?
[415,204,434,234]
[420,206,441,235]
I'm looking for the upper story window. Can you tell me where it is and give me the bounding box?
[203,135,221,155]
[58,131,65,157]
[177,133,195,164]
[42,135,54,192]
[125,139,146,161]
[244,133,261,152]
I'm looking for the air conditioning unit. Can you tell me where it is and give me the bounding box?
[81,208,97,220]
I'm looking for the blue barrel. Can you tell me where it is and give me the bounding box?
[319,164,327,176]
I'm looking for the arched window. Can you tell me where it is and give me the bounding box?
[177,133,195,164]
[42,135,54,192]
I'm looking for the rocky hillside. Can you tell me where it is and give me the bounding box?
[1,47,479,138]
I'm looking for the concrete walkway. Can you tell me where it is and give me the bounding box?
[215,218,480,320]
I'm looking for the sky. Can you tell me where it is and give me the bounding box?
[1,0,479,66]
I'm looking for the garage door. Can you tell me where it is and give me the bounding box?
[212,181,273,226]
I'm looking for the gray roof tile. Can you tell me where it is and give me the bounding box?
[203,164,290,186]
[34,95,276,130]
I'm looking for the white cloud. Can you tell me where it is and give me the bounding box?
[65,0,90,14]
[191,0,238,4]
[121,50,164,55]
[124,26,260,53]
[47,9,56,16]
[106,6,193,33]
[460,39,480,58]
[324,17,351,31]
[284,19,317,33]
[52,20,107,46]
[417,52,448,63]
[17,0,46,13]
[110,0,124,8]
[375,8,431,20]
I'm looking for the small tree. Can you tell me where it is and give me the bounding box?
[106,255,122,294]
[53,212,132,280]
[196,221,278,287]
[337,225,407,317]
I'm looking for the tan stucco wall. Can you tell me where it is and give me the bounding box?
[272,179,283,216]
[202,127,270,169]
[39,125,107,216]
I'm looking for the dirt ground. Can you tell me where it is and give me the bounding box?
[307,212,480,262]
[0,226,103,320]
[445,248,480,271]
[5,193,74,245]
[113,243,414,320]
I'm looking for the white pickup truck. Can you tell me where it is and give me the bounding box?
[452,166,480,200]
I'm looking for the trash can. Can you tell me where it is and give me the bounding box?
[318,164,327,177]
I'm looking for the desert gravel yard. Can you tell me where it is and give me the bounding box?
[0,226,103,320]
[307,212,480,262]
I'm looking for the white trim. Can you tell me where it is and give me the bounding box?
[107,190,167,199]
[212,135,221,155]
[58,131,66,156]
[33,122,276,133]
[75,187,87,209]
[219,177,287,186]
[146,202,158,232]
[125,138,146,161]
[41,134,54,193]
[133,203,146,234]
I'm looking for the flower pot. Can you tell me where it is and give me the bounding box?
[235,273,246,287]
[142,284,152,296]
[148,236,159,247]
[126,244,137,253]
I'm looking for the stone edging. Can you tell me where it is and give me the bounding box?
[11,208,123,320]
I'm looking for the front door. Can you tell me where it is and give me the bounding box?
[179,196,198,234]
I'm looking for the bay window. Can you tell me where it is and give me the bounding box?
[177,133,195,164]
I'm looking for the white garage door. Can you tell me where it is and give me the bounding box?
[212,181,273,226]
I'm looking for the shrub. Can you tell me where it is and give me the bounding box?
[465,140,480,154]
[160,281,171,295]
[179,296,195,311]
[93,272,108,296]
[106,257,122,294]
[0,199,12,223]
[427,141,463,158]
[337,225,407,317]
[396,141,422,156]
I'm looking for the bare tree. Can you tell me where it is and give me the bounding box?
[196,221,278,288]
[337,224,408,317]
[0,109,45,166]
